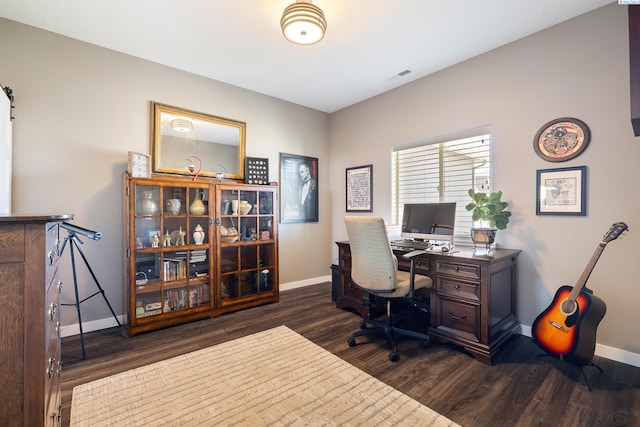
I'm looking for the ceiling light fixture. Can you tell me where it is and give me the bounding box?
[281,0,327,46]
[171,118,193,132]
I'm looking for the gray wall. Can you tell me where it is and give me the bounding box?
[1,3,638,364]
[0,18,331,331]
[330,3,639,363]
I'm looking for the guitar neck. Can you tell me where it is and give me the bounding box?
[569,242,606,300]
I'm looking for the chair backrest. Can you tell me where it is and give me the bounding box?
[344,216,397,292]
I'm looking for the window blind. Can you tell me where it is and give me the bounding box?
[392,134,491,243]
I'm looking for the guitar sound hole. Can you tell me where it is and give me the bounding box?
[560,299,577,316]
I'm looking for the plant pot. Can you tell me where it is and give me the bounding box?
[470,228,497,253]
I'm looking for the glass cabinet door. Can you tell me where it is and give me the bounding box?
[132,182,211,319]
[217,185,276,305]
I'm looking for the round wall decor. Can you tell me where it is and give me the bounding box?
[533,117,590,162]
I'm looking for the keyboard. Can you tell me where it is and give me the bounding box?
[390,239,431,250]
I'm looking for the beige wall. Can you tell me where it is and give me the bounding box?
[1,3,638,364]
[0,18,331,329]
[330,3,640,362]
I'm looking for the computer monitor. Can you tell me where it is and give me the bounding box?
[400,202,457,242]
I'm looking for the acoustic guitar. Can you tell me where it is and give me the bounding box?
[532,222,628,366]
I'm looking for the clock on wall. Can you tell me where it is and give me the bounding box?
[533,117,590,162]
[128,151,151,178]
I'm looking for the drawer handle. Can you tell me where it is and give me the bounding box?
[47,357,55,378]
[48,303,57,321]
[48,250,56,266]
[56,322,62,337]
[57,280,63,292]
[57,360,63,376]
[455,285,460,290]
[448,310,467,321]
[455,266,460,272]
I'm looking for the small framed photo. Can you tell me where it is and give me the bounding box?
[279,153,318,223]
[128,151,151,178]
[536,166,587,216]
[346,164,373,212]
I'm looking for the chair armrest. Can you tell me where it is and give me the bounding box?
[401,250,425,298]
[402,250,425,259]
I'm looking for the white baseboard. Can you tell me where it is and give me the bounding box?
[521,325,640,368]
[279,275,331,292]
[61,316,124,338]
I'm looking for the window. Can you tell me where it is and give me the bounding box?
[391,133,491,243]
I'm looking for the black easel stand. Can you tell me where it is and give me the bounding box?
[537,353,603,391]
[60,230,121,359]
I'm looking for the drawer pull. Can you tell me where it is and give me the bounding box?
[57,280,63,291]
[48,303,57,321]
[56,322,62,337]
[48,250,56,266]
[47,357,55,378]
[57,360,63,376]
[455,266,460,272]
[448,310,467,321]
[455,284,460,290]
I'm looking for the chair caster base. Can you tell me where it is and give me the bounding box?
[348,337,356,347]
[389,352,399,362]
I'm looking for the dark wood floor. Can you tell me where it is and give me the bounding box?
[61,282,640,426]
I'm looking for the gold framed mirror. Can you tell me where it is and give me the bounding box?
[150,102,246,180]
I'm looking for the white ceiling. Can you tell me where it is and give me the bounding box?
[0,0,614,113]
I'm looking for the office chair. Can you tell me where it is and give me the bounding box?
[344,216,433,362]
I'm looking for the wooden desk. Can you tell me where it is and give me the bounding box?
[335,241,521,364]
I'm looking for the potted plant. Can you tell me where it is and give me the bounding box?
[465,189,511,251]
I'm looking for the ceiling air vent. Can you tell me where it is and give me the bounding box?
[387,69,414,82]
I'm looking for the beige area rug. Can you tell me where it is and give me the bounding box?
[71,326,458,426]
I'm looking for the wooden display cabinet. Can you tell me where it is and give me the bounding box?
[123,173,279,336]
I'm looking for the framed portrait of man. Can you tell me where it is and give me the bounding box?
[279,153,318,223]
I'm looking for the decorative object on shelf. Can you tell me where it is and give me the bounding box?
[193,224,205,245]
[166,198,181,215]
[215,164,227,182]
[185,155,202,181]
[135,272,148,287]
[345,164,373,213]
[163,230,172,247]
[138,190,159,215]
[281,0,327,45]
[150,102,246,180]
[128,151,151,178]
[465,189,511,254]
[151,233,160,248]
[245,157,269,185]
[533,117,590,162]
[536,166,587,216]
[279,153,318,223]
[220,225,239,242]
[190,190,206,215]
[231,199,239,215]
[238,200,252,215]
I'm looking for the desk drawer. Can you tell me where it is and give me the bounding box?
[435,297,480,342]
[435,260,480,280]
[436,276,480,301]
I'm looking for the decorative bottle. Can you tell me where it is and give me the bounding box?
[193,224,205,245]
[190,190,206,215]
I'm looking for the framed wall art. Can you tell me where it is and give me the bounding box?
[533,117,590,162]
[279,153,318,223]
[346,164,373,212]
[536,166,587,216]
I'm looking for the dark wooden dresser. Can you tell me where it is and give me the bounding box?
[0,214,72,426]
[335,241,521,364]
